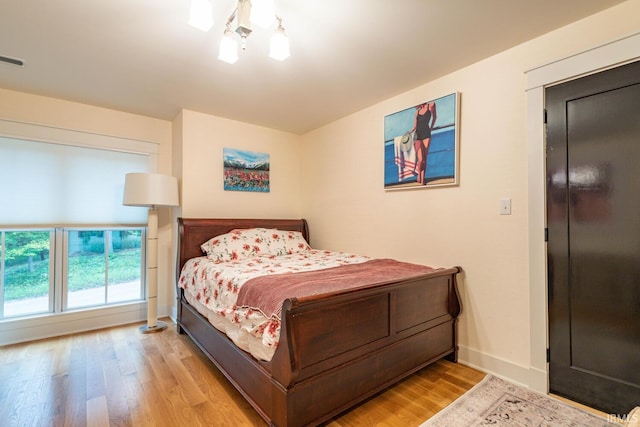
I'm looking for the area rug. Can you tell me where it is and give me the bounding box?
[420,375,618,427]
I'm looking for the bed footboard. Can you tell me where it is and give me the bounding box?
[269,267,461,427]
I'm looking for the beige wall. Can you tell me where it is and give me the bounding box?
[0,88,169,145]
[176,109,302,219]
[300,0,640,386]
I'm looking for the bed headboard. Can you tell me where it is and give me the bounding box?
[176,217,309,281]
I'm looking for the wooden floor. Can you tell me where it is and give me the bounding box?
[0,319,486,427]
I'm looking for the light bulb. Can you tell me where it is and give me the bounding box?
[188,0,214,32]
[269,25,290,61]
[218,30,239,64]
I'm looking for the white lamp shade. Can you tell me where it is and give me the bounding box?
[188,0,214,31]
[269,28,290,61]
[219,31,239,64]
[123,173,179,207]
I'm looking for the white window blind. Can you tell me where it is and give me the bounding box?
[1,136,150,225]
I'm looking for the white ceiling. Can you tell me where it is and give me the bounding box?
[0,0,626,134]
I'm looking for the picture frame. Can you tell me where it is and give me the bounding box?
[384,92,460,190]
[223,148,270,192]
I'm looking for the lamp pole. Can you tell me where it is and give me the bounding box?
[140,206,166,333]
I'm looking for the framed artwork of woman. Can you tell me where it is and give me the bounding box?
[384,92,460,190]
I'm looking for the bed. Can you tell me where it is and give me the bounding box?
[175,217,461,427]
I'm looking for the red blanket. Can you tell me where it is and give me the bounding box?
[236,258,437,318]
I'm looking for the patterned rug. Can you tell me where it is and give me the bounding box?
[420,375,618,427]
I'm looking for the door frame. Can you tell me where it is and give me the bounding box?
[525,31,640,394]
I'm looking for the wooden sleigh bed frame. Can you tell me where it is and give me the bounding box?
[176,217,461,427]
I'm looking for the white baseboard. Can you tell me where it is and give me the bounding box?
[458,345,539,390]
[0,302,147,346]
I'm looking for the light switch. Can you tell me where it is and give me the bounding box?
[500,198,511,215]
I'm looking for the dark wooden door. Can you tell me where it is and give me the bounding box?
[546,60,640,415]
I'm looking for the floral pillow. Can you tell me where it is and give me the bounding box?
[200,228,271,262]
[200,228,312,262]
[264,229,312,256]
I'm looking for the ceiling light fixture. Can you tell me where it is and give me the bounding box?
[189,0,290,63]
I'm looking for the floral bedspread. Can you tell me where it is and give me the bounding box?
[178,250,370,355]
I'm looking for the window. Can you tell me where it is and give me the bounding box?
[0,125,157,322]
[0,229,53,318]
[0,228,145,319]
[66,229,144,308]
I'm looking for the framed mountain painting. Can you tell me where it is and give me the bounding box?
[223,148,270,192]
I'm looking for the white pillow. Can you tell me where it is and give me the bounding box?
[200,228,311,262]
[200,228,271,262]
